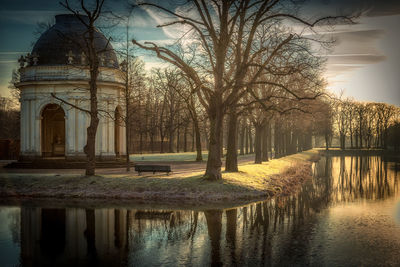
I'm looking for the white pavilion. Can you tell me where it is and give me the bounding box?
[17,14,126,161]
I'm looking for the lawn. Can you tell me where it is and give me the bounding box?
[0,149,320,204]
[130,150,255,162]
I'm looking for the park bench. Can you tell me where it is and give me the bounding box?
[135,164,172,175]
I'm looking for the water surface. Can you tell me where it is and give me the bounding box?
[1,156,399,266]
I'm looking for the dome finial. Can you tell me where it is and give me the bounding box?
[18,55,26,68]
[66,50,75,64]
[25,53,31,66]
[32,52,39,65]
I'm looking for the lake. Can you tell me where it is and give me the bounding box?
[1,156,399,266]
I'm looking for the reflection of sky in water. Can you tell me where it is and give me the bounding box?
[396,201,400,225]
[0,156,399,266]
[0,207,20,267]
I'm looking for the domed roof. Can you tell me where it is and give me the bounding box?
[31,14,118,68]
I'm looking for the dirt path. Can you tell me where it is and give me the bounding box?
[0,154,257,176]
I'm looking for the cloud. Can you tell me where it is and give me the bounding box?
[326,54,386,65]
[138,3,198,46]
[318,29,386,76]
[304,0,400,18]
[140,7,177,39]
[319,14,400,105]
[0,52,28,55]
[357,0,400,17]
[322,29,385,55]
[0,60,17,64]
[143,60,169,71]
[129,12,156,28]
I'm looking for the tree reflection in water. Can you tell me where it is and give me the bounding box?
[9,156,400,266]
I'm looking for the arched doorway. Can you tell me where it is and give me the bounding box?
[114,106,122,157]
[41,104,65,157]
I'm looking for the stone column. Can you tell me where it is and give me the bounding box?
[20,99,27,154]
[65,208,87,259]
[78,111,87,155]
[121,122,126,155]
[66,101,75,156]
[28,99,32,152]
[33,101,41,155]
[95,116,103,157]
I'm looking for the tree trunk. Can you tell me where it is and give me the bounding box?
[205,103,223,180]
[85,114,99,176]
[139,132,143,154]
[350,132,353,148]
[325,132,329,150]
[125,113,130,171]
[204,210,223,266]
[84,24,100,176]
[176,124,180,152]
[245,124,249,154]
[249,125,253,154]
[220,119,224,157]
[160,136,164,153]
[191,124,195,152]
[239,119,245,155]
[150,135,154,153]
[225,209,237,247]
[184,125,188,152]
[254,124,263,164]
[193,116,202,161]
[290,130,297,154]
[262,122,269,162]
[305,130,312,151]
[169,127,175,153]
[204,120,209,151]
[125,94,130,171]
[225,110,238,172]
[267,123,272,158]
[274,123,280,158]
[359,121,363,148]
[285,131,291,156]
[383,127,388,149]
[355,130,359,148]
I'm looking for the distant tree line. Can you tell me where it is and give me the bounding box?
[0,96,19,139]
[332,98,400,150]
[0,96,20,159]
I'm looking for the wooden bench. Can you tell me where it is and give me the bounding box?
[135,164,172,175]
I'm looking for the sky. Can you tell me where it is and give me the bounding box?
[0,0,399,106]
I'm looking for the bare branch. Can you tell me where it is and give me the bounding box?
[51,93,90,114]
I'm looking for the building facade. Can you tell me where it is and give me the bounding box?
[17,14,126,160]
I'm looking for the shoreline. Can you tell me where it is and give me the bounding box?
[318,148,399,156]
[0,150,320,207]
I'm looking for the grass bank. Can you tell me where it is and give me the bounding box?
[0,149,320,204]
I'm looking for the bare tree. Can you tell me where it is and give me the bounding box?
[53,0,108,176]
[177,74,204,161]
[333,97,350,149]
[375,103,396,149]
[0,96,20,139]
[132,0,352,180]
